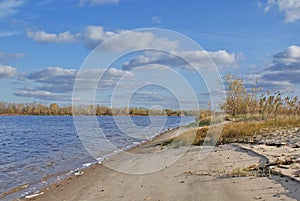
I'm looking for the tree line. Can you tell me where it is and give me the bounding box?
[0,102,199,116]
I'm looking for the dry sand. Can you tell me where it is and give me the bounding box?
[240,144,300,183]
[23,128,300,201]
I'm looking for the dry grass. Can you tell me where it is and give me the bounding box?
[262,115,300,128]
[220,121,261,144]
[164,114,300,147]
[225,164,272,178]
[163,128,199,147]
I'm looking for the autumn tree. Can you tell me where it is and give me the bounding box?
[221,75,254,116]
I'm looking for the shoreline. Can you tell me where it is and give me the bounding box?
[19,126,187,200]
[14,125,193,200]
[1,123,192,201]
[21,126,300,201]
[0,114,196,117]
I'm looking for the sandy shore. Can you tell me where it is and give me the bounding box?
[22,127,300,201]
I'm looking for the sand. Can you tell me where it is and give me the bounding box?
[23,128,300,201]
[240,144,300,182]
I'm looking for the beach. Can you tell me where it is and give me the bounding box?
[22,127,300,201]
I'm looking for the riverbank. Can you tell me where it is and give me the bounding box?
[22,126,300,201]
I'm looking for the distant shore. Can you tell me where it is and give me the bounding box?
[0,113,23,116]
[0,102,199,116]
[22,126,300,201]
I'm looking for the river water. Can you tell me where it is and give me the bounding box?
[0,115,195,200]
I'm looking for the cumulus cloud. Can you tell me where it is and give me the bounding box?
[27,67,131,86]
[27,26,115,47]
[264,0,300,23]
[83,26,117,49]
[15,67,132,101]
[247,77,294,92]
[78,0,119,6]
[0,0,24,20]
[178,50,236,69]
[27,26,178,51]
[27,67,77,84]
[246,45,300,92]
[27,30,80,43]
[0,65,18,78]
[123,49,237,71]
[123,52,183,70]
[15,67,79,101]
[273,45,300,64]
[100,31,178,52]
[0,51,24,63]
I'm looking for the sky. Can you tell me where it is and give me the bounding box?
[1,0,300,110]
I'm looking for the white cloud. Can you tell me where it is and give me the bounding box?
[0,51,24,63]
[84,26,116,41]
[122,51,185,70]
[178,50,236,69]
[27,26,179,51]
[27,30,81,43]
[123,49,237,70]
[26,67,131,85]
[0,65,18,78]
[274,45,300,64]
[83,26,117,49]
[209,50,236,64]
[0,0,24,19]
[0,31,18,37]
[100,31,178,52]
[246,73,295,92]
[14,90,70,101]
[265,0,300,23]
[27,67,77,84]
[78,0,119,6]
[246,45,300,92]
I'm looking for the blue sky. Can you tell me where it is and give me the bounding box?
[1,0,300,109]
